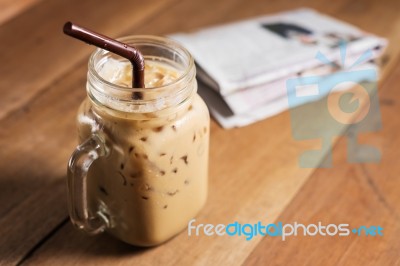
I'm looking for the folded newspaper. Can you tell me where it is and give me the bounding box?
[170,8,387,128]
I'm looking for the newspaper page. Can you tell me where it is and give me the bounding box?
[169,8,387,128]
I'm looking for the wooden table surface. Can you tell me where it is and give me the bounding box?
[1,0,400,265]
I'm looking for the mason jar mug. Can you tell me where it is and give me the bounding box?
[67,36,210,246]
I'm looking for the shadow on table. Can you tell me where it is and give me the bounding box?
[0,155,153,264]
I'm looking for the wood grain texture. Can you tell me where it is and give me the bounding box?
[0,0,178,121]
[244,61,400,266]
[0,0,398,265]
[0,0,41,25]
[0,0,179,265]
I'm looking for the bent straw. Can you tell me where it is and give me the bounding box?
[63,22,145,93]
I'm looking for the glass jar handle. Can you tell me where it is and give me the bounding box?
[67,134,109,234]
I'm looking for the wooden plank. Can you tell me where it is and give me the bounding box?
[0,63,86,266]
[0,0,179,220]
[243,60,400,265]
[0,0,178,121]
[0,0,41,25]
[15,0,394,265]
[0,181,67,266]
[0,0,180,265]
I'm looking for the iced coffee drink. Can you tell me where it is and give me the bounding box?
[67,35,209,246]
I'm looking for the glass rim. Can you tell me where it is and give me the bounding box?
[88,35,195,93]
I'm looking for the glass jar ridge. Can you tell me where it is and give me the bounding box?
[87,35,196,115]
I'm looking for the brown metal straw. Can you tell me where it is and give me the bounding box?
[63,22,145,92]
